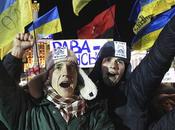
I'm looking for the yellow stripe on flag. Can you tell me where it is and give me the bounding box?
[132,29,162,50]
[0,0,33,59]
[141,0,175,18]
[31,18,62,36]
[72,0,92,16]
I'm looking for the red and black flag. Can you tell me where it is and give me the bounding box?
[77,5,116,39]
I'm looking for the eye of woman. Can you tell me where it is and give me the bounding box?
[104,57,112,62]
[54,63,63,70]
[116,59,124,64]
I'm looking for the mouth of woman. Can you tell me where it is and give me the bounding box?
[60,81,71,88]
[107,72,116,77]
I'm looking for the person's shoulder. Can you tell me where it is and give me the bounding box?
[86,98,108,112]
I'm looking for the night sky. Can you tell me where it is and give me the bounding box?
[36,0,135,46]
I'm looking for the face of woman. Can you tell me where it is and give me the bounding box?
[101,57,125,87]
[51,61,78,98]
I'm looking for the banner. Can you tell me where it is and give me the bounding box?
[49,39,112,68]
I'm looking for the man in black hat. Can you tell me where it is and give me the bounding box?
[89,16,175,130]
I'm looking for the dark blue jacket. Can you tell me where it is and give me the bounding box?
[89,16,175,130]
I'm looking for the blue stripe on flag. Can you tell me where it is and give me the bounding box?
[28,6,60,31]
[140,0,153,7]
[0,0,16,13]
[129,0,154,22]
[132,7,175,44]
[129,0,141,22]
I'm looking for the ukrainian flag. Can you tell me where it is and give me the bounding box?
[132,7,175,50]
[28,6,62,36]
[131,0,175,34]
[0,0,33,59]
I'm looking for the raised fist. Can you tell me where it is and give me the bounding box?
[11,33,34,58]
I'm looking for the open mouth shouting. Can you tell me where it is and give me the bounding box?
[107,72,118,77]
[60,81,71,88]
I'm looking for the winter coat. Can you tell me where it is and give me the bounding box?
[148,108,175,130]
[0,53,115,130]
[89,16,175,130]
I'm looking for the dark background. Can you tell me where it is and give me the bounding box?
[36,0,135,46]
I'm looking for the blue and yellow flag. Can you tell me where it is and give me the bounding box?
[132,7,175,50]
[0,0,33,59]
[28,6,62,37]
[129,0,141,23]
[132,0,175,34]
[72,0,92,16]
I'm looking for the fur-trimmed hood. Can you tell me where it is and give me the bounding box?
[28,49,97,101]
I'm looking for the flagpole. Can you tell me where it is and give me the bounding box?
[32,0,40,74]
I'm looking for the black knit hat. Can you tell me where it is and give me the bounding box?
[98,41,131,64]
[89,41,131,83]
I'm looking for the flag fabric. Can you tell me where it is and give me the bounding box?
[129,0,142,23]
[28,6,62,36]
[131,0,175,34]
[140,0,175,18]
[77,5,116,39]
[0,0,16,13]
[0,0,33,59]
[72,0,92,16]
[132,7,175,50]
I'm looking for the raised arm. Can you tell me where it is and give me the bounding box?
[118,16,175,130]
[129,16,175,108]
[0,33,34,128]
[0,33,34,96]
[2,33,34,83]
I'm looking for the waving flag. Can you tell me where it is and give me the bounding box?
[140,0,175,18]
[131,0,175,34]
[129,0,142,23]
[72,0,92,16]
[28,6,62,37]
[77,5,116,39]
[0,0,33,59]
[132,7,175,50]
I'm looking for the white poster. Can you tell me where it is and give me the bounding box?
[162,68,175,83]
[50,39,112,68]
[130,50,175,83]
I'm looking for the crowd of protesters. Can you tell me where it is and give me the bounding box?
[0,11,175,130]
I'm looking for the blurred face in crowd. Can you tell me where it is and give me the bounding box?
[101,57,125,87]
[51,60,78,98]
[159,93,175,112]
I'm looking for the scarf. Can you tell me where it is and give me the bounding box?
[46,86,86,123]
